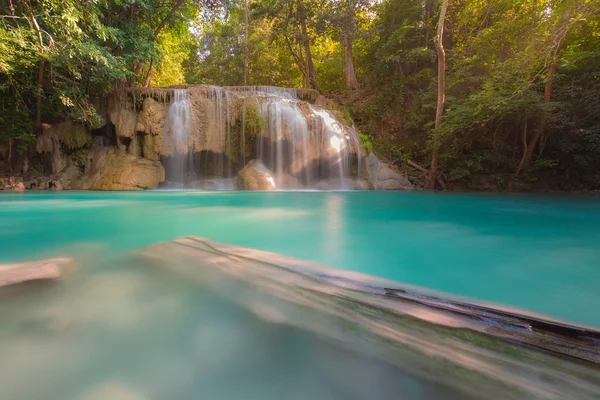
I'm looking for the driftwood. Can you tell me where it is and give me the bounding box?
[400,158,447,189]
[0,258,70,288]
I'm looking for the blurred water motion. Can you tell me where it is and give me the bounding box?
[1,191,600,327]
[2,191,600,399]
[0,252,475,400]
[1,238,599,400]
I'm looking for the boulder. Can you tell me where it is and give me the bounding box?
[72,147,165,190]
[365,153,414,190]
[236,160,276,191]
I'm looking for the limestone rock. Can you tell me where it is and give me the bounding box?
[236,160,276,191]
[365,153,414,190]
[36,119,92,175]
[72,147,165,190]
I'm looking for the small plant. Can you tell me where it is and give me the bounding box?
[359,133,373,153]
[491,174,508,190]
[243,100,265,139]
[342,106,355,125]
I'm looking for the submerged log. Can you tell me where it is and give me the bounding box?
[134,237,600,398]
[0,257,71,288]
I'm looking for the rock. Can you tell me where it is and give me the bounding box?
[236,160,276,191]
[314,178,373,190]
[72,147,165,190]
[275,174,304,190]
[49,180,63,191]
[55,164,83,189]
[13,181,25,192]
[190,180,218,190]
[365,153,414,190]
[36,119,91,175]
[0,257,71,288]
[185,178,236,190]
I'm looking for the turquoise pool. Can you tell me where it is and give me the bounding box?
[1,190,599,327]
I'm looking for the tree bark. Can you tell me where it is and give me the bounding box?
[243,0,249,85]
[300,18,321,92]
[342,35,358,91]
[424,0,434,47]
[7,138,13,173]
[143,58,154,88]
[515,62,557,175]
[25,0,45,128]
[428,0,448,189]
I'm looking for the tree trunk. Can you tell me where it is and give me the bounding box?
[300,18,320,92]
[515,62,557,175]
[143,58,154,88]
[428,0,448,189]
[25,0,45,128]
[342,35,358,91]
[35,59,45,128]
[284,36,308,85]
[424,0,434,47]
[243,0,249,85]
[7,138,13,173]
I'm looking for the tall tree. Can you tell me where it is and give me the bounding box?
[244,0,250,85]
[515,0,591,175]
[428,0,448,189]
[324,0,366,91]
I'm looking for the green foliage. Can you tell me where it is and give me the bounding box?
[243,99,266,138]
[359,133,372,153]
[1,0,599,191]
[0,0,215,160]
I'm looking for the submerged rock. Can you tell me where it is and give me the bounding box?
[365,153,414,190]
[72,147,165,190]
[236,160,276,191]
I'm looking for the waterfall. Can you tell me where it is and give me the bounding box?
[159,85,362,189]
[310,107,355,189]
[164,89,191,185]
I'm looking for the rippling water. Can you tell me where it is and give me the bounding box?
[1,191,599,399]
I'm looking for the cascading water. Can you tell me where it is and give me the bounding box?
[164,89,191,185]
[310,107,355,189]
[162,85,362,189]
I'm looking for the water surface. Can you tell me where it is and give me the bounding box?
[1,191,599,327]
[2,190,600,400]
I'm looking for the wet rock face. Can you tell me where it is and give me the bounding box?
[108,86,363,186]
[365,153,414,190]
[236,160,276,191]
[0,176,24,191]
[72,147,165,191]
